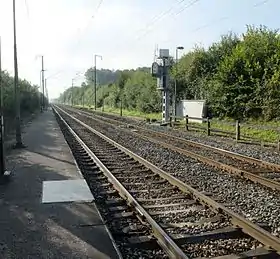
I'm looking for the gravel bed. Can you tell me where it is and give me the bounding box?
[181,237,260,258]
[142,198,189,206]
[123,182,167,190]
[139,122,280,165]
[56,113,168,259]
[260,172,280,181]
[118,247,168,259]
[120,176,160,183]
[167,220,231,235]
[136,129,268,172]
[133,189,182,200]
[147,204,196,213]
[71,114,280,238]
[153,207,216,224]
[83,108,280,165]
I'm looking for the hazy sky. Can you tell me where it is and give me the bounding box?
[0,0,277,99]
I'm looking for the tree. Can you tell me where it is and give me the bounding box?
[59,25,280,121]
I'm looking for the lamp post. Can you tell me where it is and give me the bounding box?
[71,78,74,106]
[94,54,102,110]
[35,55,45,111]
[174,46,184,120]
[0,39,11,180]
[45,78,49,108]
[72,72,83,106]
[13,0,24,148]
[0,37,5,175]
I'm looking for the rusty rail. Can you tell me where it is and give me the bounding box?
[66,106,280,192]
[53,106,189,259]
[55,105,280,254]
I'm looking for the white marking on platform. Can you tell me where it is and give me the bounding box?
[42,179,94,203]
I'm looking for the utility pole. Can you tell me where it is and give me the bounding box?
[71,79,74,106]
[0,37,10,180]
[94,54,102,110]
[102,85,104,112]
[0,37,5,175]
[174,46,184,121]
[91,68,94,108]
[45,79,48,109]
[41,56,45,111]
[38,70,41,110]
[94,63,97,110]
[13,0,24,149]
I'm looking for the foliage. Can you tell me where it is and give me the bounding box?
[1,70,44,117]
[58,67,162,114]
[84,68,119,85]
[59,25,280,121]
[174,25,280,120]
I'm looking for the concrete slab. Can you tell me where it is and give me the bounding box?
[42,180,94,203]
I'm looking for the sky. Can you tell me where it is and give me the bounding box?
[0,0,278,99]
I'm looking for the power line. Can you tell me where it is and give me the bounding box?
[136,0,186,37]
[135,0,201,41]
[174,0,200,16]
[189,0,271,35]
[109,1,186,53]
[135,0,193,41]
[253,0,269,7]
[48,0,104,81]
[159,0,272,47]
[73,0,104,51]
[191,16,229,33]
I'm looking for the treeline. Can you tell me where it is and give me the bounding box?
[58,25,280,120]
[59,67,162,113]
[175,25,280,120]
[1,70,46,131]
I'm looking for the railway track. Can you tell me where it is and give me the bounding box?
[54,105,280,259]
[63,106,280,192]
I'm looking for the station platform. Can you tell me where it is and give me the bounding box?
[0,108,121,259]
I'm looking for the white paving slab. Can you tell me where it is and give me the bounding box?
[42,179,94,203]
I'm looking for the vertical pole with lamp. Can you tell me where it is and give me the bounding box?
[0,37,11,180]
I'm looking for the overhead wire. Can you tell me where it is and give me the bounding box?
[73,0,104,51]
[253,0,269,7]
[160,0,272,46]
[136,0,201,41]
[190,0,271,34]
[135,0,186,38]
[173,0,200,16]
[42,0,272,84]
[109,0,199,56]
[45,0,104,81]
[191,16,229,34]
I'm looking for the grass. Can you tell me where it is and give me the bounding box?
[75,105,161,120]
[75,104,280,144]
[211,119,280,143]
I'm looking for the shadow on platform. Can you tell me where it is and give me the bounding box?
[0,111,119,259]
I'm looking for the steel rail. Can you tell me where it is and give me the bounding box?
[55,105,280,254]
[76,107,280,171]
[53,106,189,259]
[66,106,280,192]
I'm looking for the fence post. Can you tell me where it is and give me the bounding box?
[236,120,240,141]
[185,115,188,131]
[207,117,210,136]
[169,116,172,127]
[277,137,280,152]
